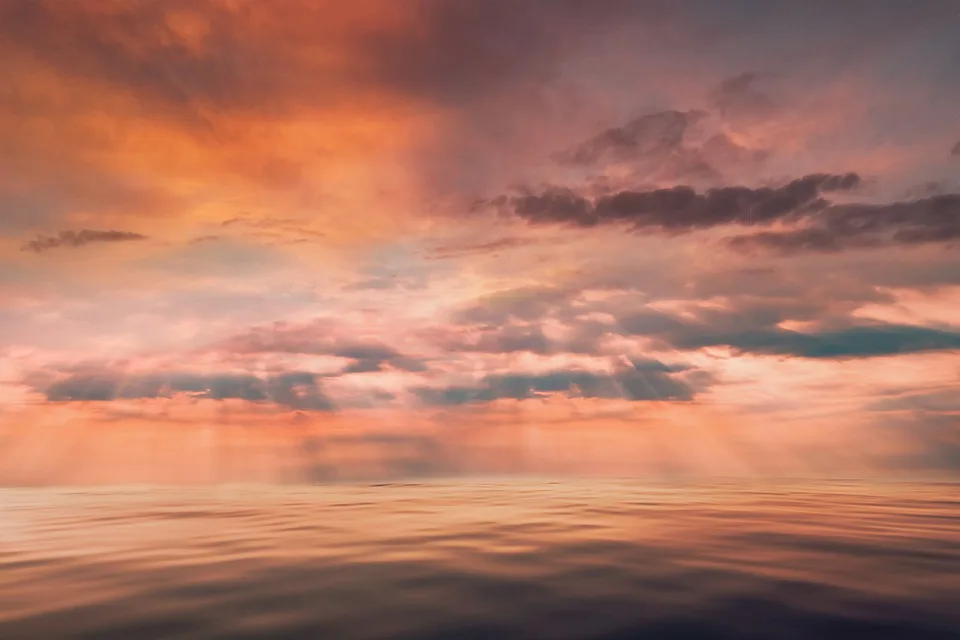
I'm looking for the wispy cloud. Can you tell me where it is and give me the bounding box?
[20,229,148,253]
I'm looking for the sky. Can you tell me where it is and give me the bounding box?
[0,0,958,484]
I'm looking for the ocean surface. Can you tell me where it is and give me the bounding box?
[0,479,958,639]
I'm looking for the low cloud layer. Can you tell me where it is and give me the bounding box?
[661,323,960,359]
[38,369,335,411]
[507,173,861,231]
[415,360,699,406]
[502,175,960,254]
[729,194,960,253]
[447,283,960,361]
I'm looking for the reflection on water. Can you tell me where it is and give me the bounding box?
[0,480,958,639]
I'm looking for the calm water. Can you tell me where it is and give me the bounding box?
[0,480,958,639]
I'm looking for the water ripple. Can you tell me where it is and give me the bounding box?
[0,479,957,639]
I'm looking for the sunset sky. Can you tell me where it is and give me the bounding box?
[1,0,958,484]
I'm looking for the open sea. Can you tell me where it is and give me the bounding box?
[1,479,958,639]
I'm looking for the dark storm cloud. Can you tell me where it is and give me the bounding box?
[40,370,335,411]
[728,194,960,254]
[508,173,861,231]
[555,110,705,166]
[414,361,697,406]
[21,229,148,253]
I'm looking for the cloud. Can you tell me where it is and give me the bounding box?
[0,1,383,118]
[332,343,402,362]
[340,275,428,292]
[220,323,429,373]
[688,325,960,359]
[264,372,337,411]
[39,369,335,411]
[728,194,960,253]
[555,110,705,166]
[708,72,778,121]
[617,305,960,358]
[952,141,960,157]
[447,281,960,361]
[414,360,698,406]
[437,323,554,355]
[363,1,680,106]
[867,388,960,413]
[699,132,770,169]
[550,106,768,184]
[0,0,661,119]
[511,188,593,225]
[219,215,325,244]
[427,236,543,260]
[451,285,573,325]
[0,0,674,246]
[508,173,861,231]
[430,320,609,356]
[505,175,960,255]
[21,229,148,253]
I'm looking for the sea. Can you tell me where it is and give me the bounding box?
[1,479,958,639]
